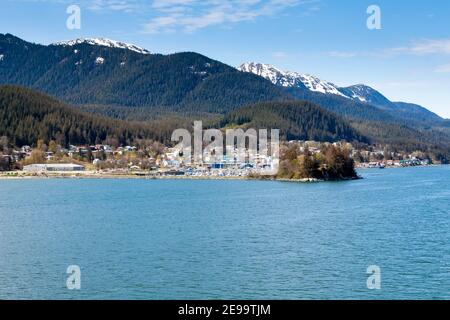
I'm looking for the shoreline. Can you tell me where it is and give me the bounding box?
[1,165,445,181]
[356,164,443,170]
[0,171,345,182]
[0,171,249,181]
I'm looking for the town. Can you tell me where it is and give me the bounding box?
[0,136,440,178]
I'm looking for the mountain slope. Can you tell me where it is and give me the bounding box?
[340,85,443,124]
[219,100,368,143]
[0,34,289,113]
[339,84,392,105]
[0,85,173,146]
[1,34,442,126]
[0,85,366,148]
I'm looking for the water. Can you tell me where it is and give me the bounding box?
[0,166,449,300]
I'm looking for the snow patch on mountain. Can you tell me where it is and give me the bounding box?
[339,84,393,107]
[53,38,151,55]
[238,62,349,98]
[340,85,374,102]
[95,57,105,65]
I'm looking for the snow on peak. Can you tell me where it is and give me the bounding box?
[53,38,151,55]
[239,62,291,86]
[298,74,348,97]
[238,62,348,98]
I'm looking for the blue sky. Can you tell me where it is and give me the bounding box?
[1,0,450,118]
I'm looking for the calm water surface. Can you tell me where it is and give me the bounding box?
[0,166,449,299]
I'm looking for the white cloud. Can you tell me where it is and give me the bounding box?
[87,0,141,12]
[328,51,357,58]
[273,51,288,58]
[17,0,319,32]
[327,39,450,60]
[15,0,143,12]
[143,0,320,34]
[390,39,450,55]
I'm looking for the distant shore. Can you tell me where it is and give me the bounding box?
[0,171,248,180]
[356,164,443,170]
[2,165,443,181]
[0,171,353,182]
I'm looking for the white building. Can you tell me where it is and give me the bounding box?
[23,164,85,172]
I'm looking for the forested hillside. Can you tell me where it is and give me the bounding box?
[0,33,288,113]
[0,85,174,146]
[219,101,368,143]
[0,86,365,147]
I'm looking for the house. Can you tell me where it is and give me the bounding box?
[23,163,85,172]
[21,146,32,153]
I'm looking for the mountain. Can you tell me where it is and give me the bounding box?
[238,63,444,125]
[1,34,441,125]
[239,62,346,97]
[0,33,288,113]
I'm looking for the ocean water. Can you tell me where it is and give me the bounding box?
[0,166,449,300]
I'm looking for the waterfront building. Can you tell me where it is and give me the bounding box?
[23,163,85,172]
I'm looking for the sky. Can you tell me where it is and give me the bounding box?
[1,0,450,118]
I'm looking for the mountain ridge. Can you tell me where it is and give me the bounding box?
[0,33,289,113]
[52,38,151,55]
[1,33,443,125]
[238,62,444,124]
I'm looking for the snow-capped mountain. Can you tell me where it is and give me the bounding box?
[239,62,443,123]
[238,62,397,105]
[52,38,151,55]
[239,62,348,98]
